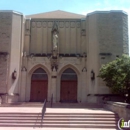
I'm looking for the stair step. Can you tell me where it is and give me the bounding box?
[0,112,117,115]
[0,117,118,120]
[0,120,118,124]
[0,115,118,118]
[45,113,117,115]
[0,118,118,122]
[0,122,118,128]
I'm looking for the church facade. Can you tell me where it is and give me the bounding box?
[0,10,129,103]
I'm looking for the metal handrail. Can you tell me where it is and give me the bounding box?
[41,99,46,127]
[51,94,53,108]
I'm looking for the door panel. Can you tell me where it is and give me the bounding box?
[69,81,77,102]
[30,80,48,102]
[60,80,77,102]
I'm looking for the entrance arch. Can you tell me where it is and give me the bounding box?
[30,68,48,102]
[60,68,77,102]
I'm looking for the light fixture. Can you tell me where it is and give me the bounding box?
[91,70,95,80]
[12,70,17,79]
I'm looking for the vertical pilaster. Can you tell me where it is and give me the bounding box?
[20,68,27,101]
[51,68,57,103]
[81,71,87,102]
[24,19,30,55]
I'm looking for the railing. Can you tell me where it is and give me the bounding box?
[41,99,46,127]
[51,94,53,108]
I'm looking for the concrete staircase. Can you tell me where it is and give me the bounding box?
[43,112,118,129]
[0,107,119,129]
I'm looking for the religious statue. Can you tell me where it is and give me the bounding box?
[53,31,58,51]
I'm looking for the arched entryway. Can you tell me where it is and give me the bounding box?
[60,68,77,103]
[30,68,48,102]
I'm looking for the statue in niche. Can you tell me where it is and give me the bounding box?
[51,22,59,71]
[53,30,58,51]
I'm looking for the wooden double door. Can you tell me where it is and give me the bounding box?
[60,80,77,102]
[30,80,48,102]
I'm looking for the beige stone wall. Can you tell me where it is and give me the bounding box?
[0,10,127,103]
[20,11,129,103]
[86,13,102,102]
[0,12,12,52]
[21,56,87,102]
[0,11,23,102]
[29,19,87,54]
[122,14,129,54]
[0,12,23,99]
[97,12,128,57]
[0,12,12,93]
[0,55,8,93]
[86,11,129,98]
[97,12,128,92]
[8,13,23,96]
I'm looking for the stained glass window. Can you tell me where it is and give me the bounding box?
[61,68,77,80]
[31,68,48,80]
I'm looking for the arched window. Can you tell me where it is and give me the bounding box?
[31,68,48,80]
[61,68,77,80]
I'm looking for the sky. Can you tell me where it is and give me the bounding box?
[0,0,130,53]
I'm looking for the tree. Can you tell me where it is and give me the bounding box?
[98,54,130,103]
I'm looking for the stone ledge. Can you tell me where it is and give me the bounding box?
[104,101,130,120]
[8,93,19,96]
[107,101,130,109]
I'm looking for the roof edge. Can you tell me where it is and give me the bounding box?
[26,10,85,17]
[0,10,23,15]
[87,10,128,16]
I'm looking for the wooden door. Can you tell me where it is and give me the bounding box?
[60,80,77,102]
[30,80,48,102]
[68,81,77,102]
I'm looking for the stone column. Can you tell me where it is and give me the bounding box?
[51,68,57,103]
[20,67,27,101]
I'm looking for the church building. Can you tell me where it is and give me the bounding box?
[0,10,129,103]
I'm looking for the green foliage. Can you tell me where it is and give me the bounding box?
[98,54,130,94]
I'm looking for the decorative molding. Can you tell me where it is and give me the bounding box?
[99,53,112,56]
[48,22,53,28]
[59,22,64,28]
[37,22,41,28]
[82,67,87,72]
[52,22,59,33]
[25,20,30,35]
[31,22,35,28]
[25,20,30,30]
[71,22,75,28]
[43,22,47,27]
[21,66,27,71]
[65,22,69,28]
[76,22,81,28]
